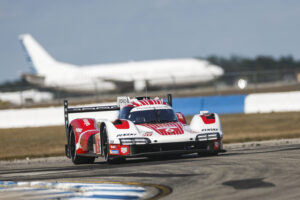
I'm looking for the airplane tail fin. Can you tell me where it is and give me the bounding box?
[19,34,58,75]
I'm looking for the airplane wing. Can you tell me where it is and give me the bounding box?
[22,73,45,86]
[100,77,133,83]
[97,76,148,92]
[98,77,135,91]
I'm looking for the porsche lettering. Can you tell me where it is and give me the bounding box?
[116,133,137,137]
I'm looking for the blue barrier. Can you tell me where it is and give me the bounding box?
[173,95,246,115]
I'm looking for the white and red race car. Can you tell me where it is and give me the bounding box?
[64,95,224,164]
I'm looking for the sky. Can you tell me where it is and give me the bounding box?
[0,0,300,83]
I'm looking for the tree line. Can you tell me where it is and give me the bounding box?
[205,55,300,73]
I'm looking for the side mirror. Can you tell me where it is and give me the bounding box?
[176,112,187,125]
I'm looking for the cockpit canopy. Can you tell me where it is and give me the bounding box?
[120,106,178,124]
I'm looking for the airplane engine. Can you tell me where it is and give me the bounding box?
[134,80,147,92]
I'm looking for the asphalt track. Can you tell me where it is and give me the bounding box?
[1,139,300,200]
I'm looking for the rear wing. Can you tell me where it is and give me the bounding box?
[167,94,172,107]
[64,100,120,134]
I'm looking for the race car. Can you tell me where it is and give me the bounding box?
[64,94,224,164]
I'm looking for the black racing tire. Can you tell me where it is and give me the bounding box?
[102,126,111,163]
[69,128,95,164]
[198,141,218,157]
[103,126,108,161]
[102,126,125,164]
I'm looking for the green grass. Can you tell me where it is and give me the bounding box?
[219,112,300,143]
[0,112,300,160]
[0,100,11,109]
[0,126,65,160]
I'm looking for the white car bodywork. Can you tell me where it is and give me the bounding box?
[64,95,224,164]
[96,98,224,158]
[100,104,223,146]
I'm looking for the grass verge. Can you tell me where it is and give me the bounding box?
[0,112,300,160]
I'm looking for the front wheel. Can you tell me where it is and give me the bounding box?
[69,128,95,164]
[102,126,110,163]
[102,126,125,164]
[198,141,219,157]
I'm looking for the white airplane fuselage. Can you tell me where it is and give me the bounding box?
[19,34,224,92]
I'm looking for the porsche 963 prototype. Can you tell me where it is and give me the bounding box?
[64,94,224,164]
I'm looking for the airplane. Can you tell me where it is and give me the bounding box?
[19,34,224,93]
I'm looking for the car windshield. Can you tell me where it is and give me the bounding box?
[120,108,178,124]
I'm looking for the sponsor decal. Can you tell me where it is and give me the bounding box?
[119,98,129,104]
[76,128,82,133]
[143,132,153,137]
[116,133,137,137]
[83,119,90,126]
[121,147,128,154]
[118,96,130,104]
[165,128,175,134]
[110,149,119,154]
[201,128,218,132]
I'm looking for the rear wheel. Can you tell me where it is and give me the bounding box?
[69,128,95,164]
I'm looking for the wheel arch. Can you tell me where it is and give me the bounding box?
[99,122,107,156]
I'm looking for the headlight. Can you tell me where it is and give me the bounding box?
[196,134,207,141]
[196,133,219,141]
[207,133,219,140]
[120,138,151,145]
